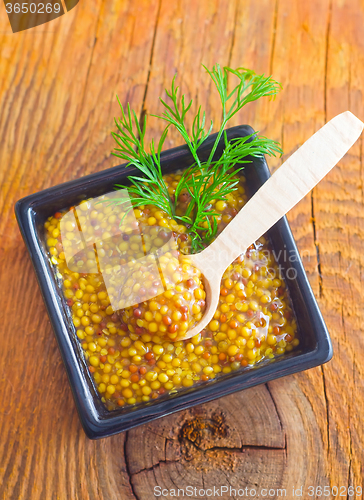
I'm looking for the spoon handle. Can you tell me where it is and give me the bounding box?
[194,111,363,274]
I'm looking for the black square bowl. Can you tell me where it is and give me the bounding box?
[15,125,333,439]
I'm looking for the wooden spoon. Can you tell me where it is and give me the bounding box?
[179,111,364,340]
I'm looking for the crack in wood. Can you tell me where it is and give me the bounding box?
[145,428,169,439]
[346,433,353,500]
[124,432,140,500]
[79,1,104,113]
[180,439,287,456]
[344,303,354,500]
[169,467,187,495]
[266,383,285,439]
[341,301,347,344]
[130,443,286,478]
[130,458,182,477]
[222,469,238,500]
[269,0,279,75]
[208,443,287,452]
[227,0,239,67]
[311,191,323,297]
[138,0,162,131]
[280,113,285,166]
[348,51,352,111]
[320,365,330,454]
[324,0,332,121]
[359,135,364,206]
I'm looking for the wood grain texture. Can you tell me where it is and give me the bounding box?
[0,1,363,499]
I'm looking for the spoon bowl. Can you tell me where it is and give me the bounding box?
[179,111,364,341]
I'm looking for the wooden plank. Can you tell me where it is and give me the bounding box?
[1,0,364,498]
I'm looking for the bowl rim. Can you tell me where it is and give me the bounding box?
[15,125,333,439]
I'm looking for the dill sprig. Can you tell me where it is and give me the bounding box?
[111,100,173,216]
[110,64,283,252]
[173,132,283,251]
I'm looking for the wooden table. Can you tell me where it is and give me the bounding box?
[1,1,363,499]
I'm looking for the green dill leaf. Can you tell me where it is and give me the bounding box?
[109,64,283,252]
